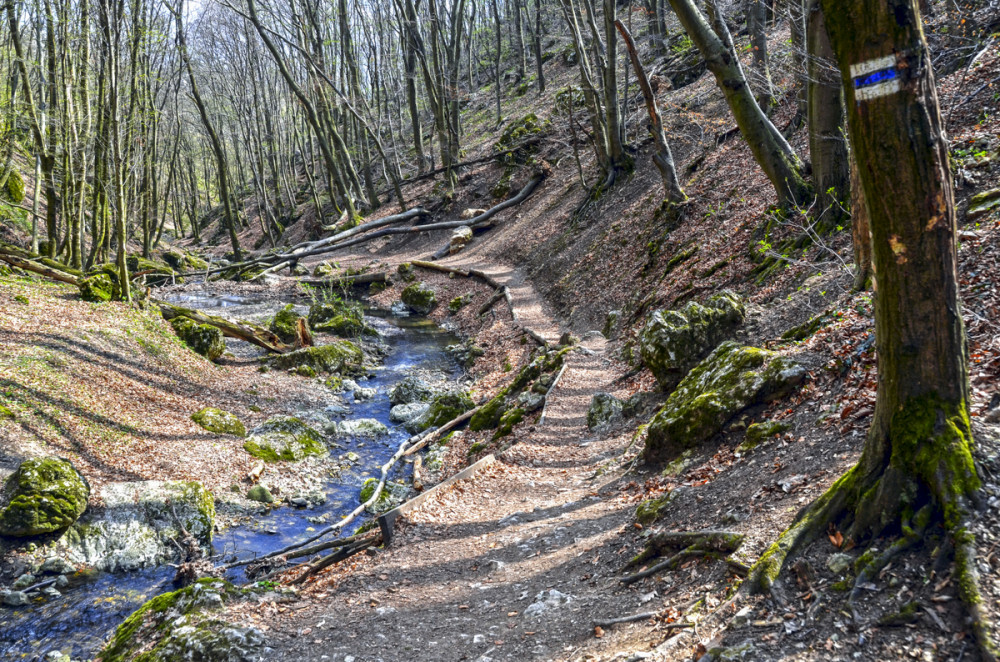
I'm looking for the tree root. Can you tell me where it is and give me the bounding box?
[621,530,746,585]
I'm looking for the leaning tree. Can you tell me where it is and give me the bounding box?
[748,0,996,657]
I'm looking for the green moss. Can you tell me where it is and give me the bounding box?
[270,304,307,344]
[270,340,363,375]
[781,310,834,341]
[639,292,745,390]
[635,492,675,525]
[738,421,791,453]
[449,293,473,313]
[296,365,317,378]
[170,317,225,361]
[3,168,25,204]
[877,601,921,626]
[644,342,804,463]
[191,407,246,437]
[493,407,525,440]
[494,113,552,167]
[665,245,698,273]
[13,294,28,304]
[469,388,509,431]
[359,478,407,514]
[79,274,115,303]
[0,457,90,536]
[406,391,475,433]
[401,282,437,315]
[243,416,327,462]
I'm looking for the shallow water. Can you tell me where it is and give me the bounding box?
[0,293,461,660]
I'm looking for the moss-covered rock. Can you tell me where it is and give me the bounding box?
[969,188,1000,220]
[405,390,475,433]
[0,457,89,536]
[640,292,745,391]
[2,168,25,204]
[243,416,328,462]
[587,392,623,430]
[269,304,308,344]
[171,316,226,361]
[396,262,416,282]
[161,249,209,272]
[246,484,273,504]
[447,339,485,368]
[494,113,552,167]
[493,407,525,439]
[63,480,215,572]
[737,420,792,453]
[469,347,570,432]
[269,340,363,375]
[97,578,265,662]
[643,342,805,463]
[449,293,474,313]
[389,376,434,406]
[635,492,675,525]
[307,302,374,338]
[192,407,246,437]
[79,273,116,303]
[359,478,408,515]
[126,255,178,286]
[313,262,336,278]
[401,281,437,315]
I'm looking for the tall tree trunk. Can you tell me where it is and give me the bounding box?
[173,1,243,260]
[666,0,811,207]
[753,1,995,657]
[746,0,775,110]
[806,0,848,230]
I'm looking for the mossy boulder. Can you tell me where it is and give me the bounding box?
[308,302,374,338]
[494,407,525,440]
[405,390,476,433]
[640,292,745,391]
[0,457,89,536]
[401,281,437,315]
[643,342,805,463]
[313,262,336,278]
[495,113,552,167]
[269,340,363,375]
[192,407,245,437]
[62,480,215,572]
[969,188,1000,220]
[246,484,274,504]
[79,273,116,303]
[126,256,178,286]
[359,478,408,515]
[737,420,792,454]
[587,392,624,430]
[470,347,570,432]
[270,304,308,344]
[447,340,486,368]
[243,416,328,462]
[635,492,675,525]
[171,316,226,361]
[161,250,209,272]
[98,578,266,662]
[396,262,416,282]
[2,168,25,204]
[389,376,435,405]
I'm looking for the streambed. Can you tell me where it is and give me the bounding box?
[0,289,464,660]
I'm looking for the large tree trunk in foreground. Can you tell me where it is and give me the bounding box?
[752,0,993,656]
[666,0,811,208]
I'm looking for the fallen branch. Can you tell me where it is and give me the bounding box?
[429,172,546,259]
[0,253,80,285]
[594,611,694,630]
[155,300,292,354]
[402,406,481,457]
[298,272,388,288]
[290,534,380,585]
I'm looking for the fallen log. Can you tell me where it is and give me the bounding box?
[291,534,380,585]
[0,253,81,285]
[429,172,546,259]
[298,272,388,288]
[155,300,292,354]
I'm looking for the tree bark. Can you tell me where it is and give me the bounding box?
[666,0,811,208]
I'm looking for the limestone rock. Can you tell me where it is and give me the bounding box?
[449,226,473,254]
[400,282,437,315]
[0,457,89,536]
[192,407,246,437]
[62,480,215,572]
[969,188,1000,220]
[269,340,363,375]
[639,292,745,391]
[334,418,390,439]
[389,402,430,424]
[243,416,328,462]
[404,391,475,433]
[171,316,226,361]
[586,392,623,430]
[643,342,805,463]
[389,376,434,406]
[269,304,308,344]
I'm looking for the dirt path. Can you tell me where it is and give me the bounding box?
[260,264,659,661]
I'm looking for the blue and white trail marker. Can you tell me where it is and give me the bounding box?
[850,55,900,101]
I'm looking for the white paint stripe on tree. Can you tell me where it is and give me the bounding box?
[855,78,901,100]
[849,54,896,77]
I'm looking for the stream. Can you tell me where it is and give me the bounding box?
[0,290,463,661]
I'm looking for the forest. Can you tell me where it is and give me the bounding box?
[0,0,998,659]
